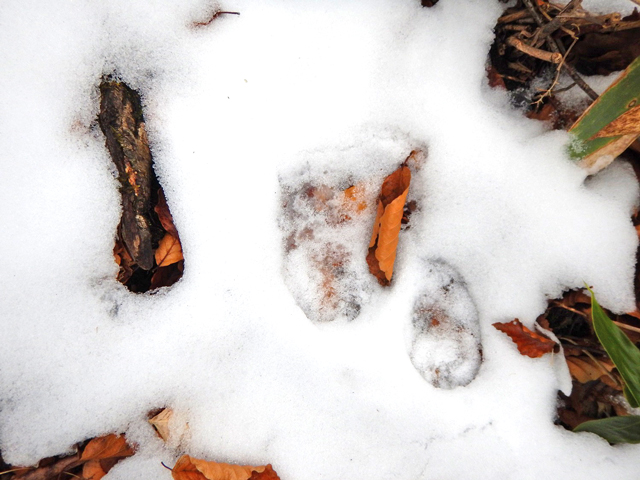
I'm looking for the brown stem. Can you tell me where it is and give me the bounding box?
[521,0,599,101]
[507,36,562,63]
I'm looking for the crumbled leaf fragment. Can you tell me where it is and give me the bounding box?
[492,319,556,358]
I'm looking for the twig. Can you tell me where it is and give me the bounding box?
[533,36,578,106]
[192,11,240,28]
[507,36,562,63]
[498,10,530,24]
[521,0,598,100]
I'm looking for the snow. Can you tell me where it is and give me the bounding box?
[1,0,640,479]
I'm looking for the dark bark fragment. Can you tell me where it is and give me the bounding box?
[98,80,154,270]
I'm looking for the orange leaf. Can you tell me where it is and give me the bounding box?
[155,233,183,267]
[171,455,280,480]
[367,163,411,285]
[81,434,135,462]
[82,460,108,480]
[492,319,557,358]
[249,465,280,480]
[566,356,612,384]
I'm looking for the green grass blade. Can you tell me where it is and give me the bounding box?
[568,56,640,173]
[589,288,640,406]
[574,416,640,444]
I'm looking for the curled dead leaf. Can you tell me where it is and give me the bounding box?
[367,163,411,286]
[81,434,135,462]
[492,319,557,358]
[82,460,108,480]
[155,233,183,267]
[171,455,279,480]
[149,408,173,442]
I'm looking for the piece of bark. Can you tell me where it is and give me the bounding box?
[98,80,154,270]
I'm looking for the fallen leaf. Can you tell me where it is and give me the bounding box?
[81,434,135,462]
[150,261,184,289]
[249,465,280,480]
[367,162,411,286]
[155,233,183,267]
[82,460,107,480]
[13,455,80,480]
[492,319,557,358]
[171,455,279,480]
[566,356,615,384]
[149,408,173,442]
[155,188,180,239]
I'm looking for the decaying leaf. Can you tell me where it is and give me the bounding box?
[155,233,183,267]
[171,455,280,480]
[492,319,557,358]
[81,434,135,462]
[82,460,108,480]
[155,189,180,239]
[149,408,173,442]
[566,355,617,386]
[367,163,411,286]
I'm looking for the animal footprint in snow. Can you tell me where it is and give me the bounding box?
[410,261,482,388]
[279,171,377,322]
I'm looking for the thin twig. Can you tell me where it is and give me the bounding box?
[498,10,530,24]
[507,36,562,63]
[533,36,578,106]
[521,0,598,100]
[192,11,240,28]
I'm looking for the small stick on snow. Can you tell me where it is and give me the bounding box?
[506,36,562,63]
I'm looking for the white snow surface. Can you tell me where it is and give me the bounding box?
[1,0,640,479]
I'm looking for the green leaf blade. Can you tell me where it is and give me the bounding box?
[589,289,640,406]
[574,416,640,444]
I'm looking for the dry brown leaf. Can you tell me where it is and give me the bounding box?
[171,455,280,480]
[155,188,180,238]
[367,164,411,286]
[149,408,173,442]
[155,233,183,267]
[150,261,184,289]
[249,465,280,480]
[492,319,557,358]
[81,434,135,462]
[82,460,108,480]
[567,356,610,383]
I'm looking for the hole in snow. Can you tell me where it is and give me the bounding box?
[98,78,184,293]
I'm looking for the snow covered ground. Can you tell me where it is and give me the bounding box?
[1,0,640,478]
